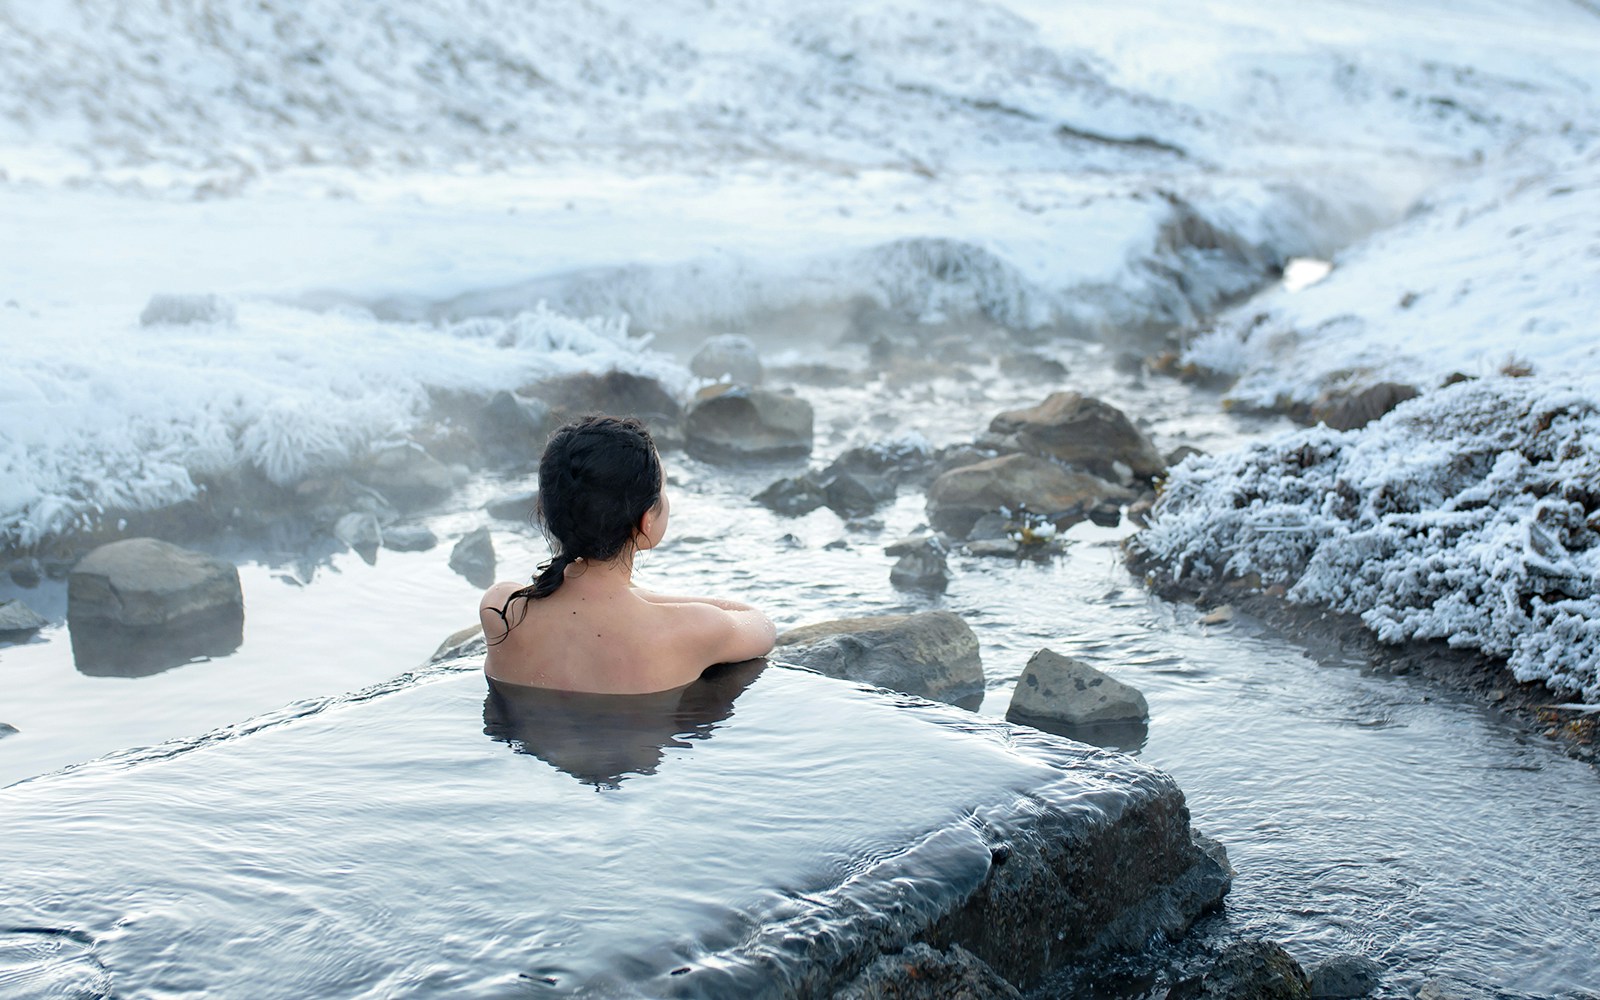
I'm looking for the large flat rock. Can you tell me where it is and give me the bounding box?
[0,661,1227,999]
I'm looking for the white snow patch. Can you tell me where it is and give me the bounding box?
[1136,378,1600,703]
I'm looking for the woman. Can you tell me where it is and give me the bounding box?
[480,415,776,694]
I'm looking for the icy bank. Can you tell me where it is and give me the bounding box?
[1183,145,1600,409]
[1131,378,1600,704]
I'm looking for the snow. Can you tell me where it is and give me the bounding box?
[1135,378,1600,703]
[2,0,1600,555]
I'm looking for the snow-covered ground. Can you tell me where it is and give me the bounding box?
[1134,377,1600,704]
[3,0,1599,561]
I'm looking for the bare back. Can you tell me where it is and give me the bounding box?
[480,567,776,695]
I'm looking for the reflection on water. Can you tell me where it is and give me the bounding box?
[68,605,244,677]
[483,659,767,789]
[1015,714,1150,754]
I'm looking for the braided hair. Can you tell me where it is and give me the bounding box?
[489,415,663,642]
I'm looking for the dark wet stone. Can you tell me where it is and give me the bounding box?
[68,538,242,627]
[381,524,438,552]
[1308,382,1419,431]
[1007,649,1148,728]
[685,385,813,462]
[1307,955,1384,998]
[7,556,42,588]
[987,391,1166,480]
[1113,350,1147,375]
[823,442,934,486]
[1414,976,1551,1000]
[824,470,895,518]
[475,390,556,466]
[358,443,460,507]
[776,611,983,704]
[884,532,946,557]
[526,370,684,446]
[0,722,17,739]
[484,489,540,522]
[754,476,827,516]
[0,599,49,636]
[835,942,1021,999]
[890,538,950,593]
[690,334,763,385]
[1166,445,1206,467]
[334,511,382,553]
[926,454,1133,538]
[1168,940,1310,1000]
[449,528,496,589]
[967,512,1011,541]
[1089,501,1122,527]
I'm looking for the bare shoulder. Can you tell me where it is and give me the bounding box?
[658,599,777,665]
[479,581,527,640]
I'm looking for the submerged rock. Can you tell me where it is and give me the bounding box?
[685,384,813,462]
[1168,941,1311,1000]
[690,333,764,385]
[926,453,1133,538]
[0,599,49,637]
[775,610,983,704]
[986,391,1166,480]
[68,538,242,627]
[449,528,496,589]
[1007,649,1149,728]
[836,942,1022,999]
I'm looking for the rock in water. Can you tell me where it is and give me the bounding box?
[1168,940,1311,1000]
[525,371,684,446]
[1307,955,1384,998]
[690,334,764,385]
[138,292,236,326]
[68,538,243,627]
[987,391,1166,480]
[6,557,42,588]
[449,528,496,589]
[1007,649,1148,727]
[380,525,438,552]
[775,611,982,704]
[890,538,950,592]
[685,385,813,462]
[0,722,17,739]
[823,470,895,517]
[0,599,49,637]
[358,443,459,507]
[926,453,1133,537]
[753,475,827,516]
[837,943,1022,999]
[475,391,556,466]
[334,512,383,551]
[484,489,540,522]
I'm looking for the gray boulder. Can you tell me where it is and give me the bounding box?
[525,370,684,447]
[0,599,49,637]
[485,489,540,522]
[926,453,1133,538]
[754,475,827,516]
[1308,382,1419,431]
[0,721,17,739]
[475,390,557,466]
[890,538,950,593]
[334,511,383,551]
[686,384,813,462]
[7,557,42,587]
[1307,955,1383,998]
[449,528,496,589]
[823,469,895,517]
[691,333,764,385]
[358,443,459,506]
[381,524,438,552]
[836,943,1021,1000]
[139,293,235,326]
[775,611,982,704]
[1168,940,1311,1000]
[68,538,242,627]
[1007,649,1148,727]
[987,391,1166,480]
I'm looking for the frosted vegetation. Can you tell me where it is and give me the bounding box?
[3,0,1599,585]
[1135,379,1600,704]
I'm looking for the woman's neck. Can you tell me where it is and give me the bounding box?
[566,553,634,592]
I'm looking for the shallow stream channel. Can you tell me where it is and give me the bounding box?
[3,330,1598,999]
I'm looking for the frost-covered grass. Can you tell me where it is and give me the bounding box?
[1134,378,1600,703]
[0,300,686,547]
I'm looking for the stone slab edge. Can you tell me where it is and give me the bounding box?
[647,700,1230,999]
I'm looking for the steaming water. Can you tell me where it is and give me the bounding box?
[3,338,1599,998]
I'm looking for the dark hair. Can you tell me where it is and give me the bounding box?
[489,415,662,640]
